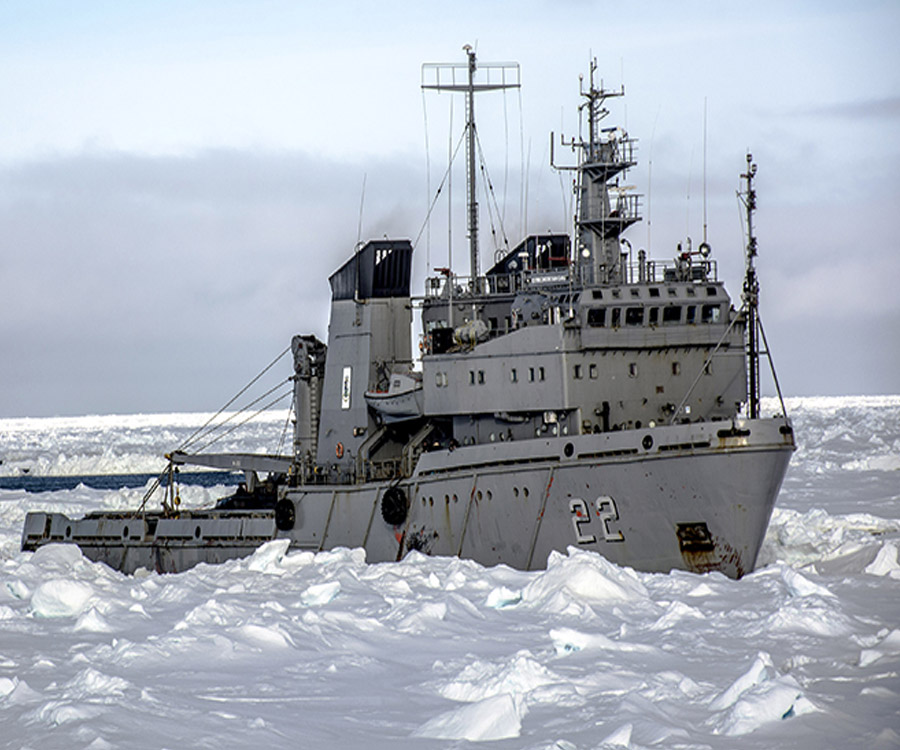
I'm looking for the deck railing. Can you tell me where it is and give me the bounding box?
[424,257,718,299]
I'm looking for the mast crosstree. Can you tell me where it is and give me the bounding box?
[422,46,520,283]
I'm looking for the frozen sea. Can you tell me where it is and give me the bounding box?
[1,396,898,749]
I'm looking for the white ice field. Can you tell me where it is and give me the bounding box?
[1,396,898,749]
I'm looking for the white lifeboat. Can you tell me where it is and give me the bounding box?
[364,372,424,424]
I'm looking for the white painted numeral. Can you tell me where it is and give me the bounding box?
[596,496,625,542]
[569,499,596,544]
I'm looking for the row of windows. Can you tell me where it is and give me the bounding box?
[436,359,711,388]
[587,304,721,328]
[572,360,707,379]
[434,366,549,388]
[592,285,718,300]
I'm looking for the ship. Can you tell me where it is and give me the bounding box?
[22,49,794,579]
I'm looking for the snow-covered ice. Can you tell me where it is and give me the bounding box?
[1,396,898,748]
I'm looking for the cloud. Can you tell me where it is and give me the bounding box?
[793,97,900,120]
[0,148,425,416]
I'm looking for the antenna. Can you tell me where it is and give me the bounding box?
[647,105,660,254]
[422,47,520,285]
[739,153,760,419]
[702,97,708,246]
[356,173,367,247]
[551,58,637,285]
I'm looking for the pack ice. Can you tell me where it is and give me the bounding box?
[1,396,898,749]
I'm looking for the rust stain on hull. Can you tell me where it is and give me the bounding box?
[677,521,746,578]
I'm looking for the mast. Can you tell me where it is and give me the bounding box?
[740,153,760,419]
[551,59,639,285]
[465,48,478,283]
[422,47,520,283]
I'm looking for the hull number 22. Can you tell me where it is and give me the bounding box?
[569,496,625,544]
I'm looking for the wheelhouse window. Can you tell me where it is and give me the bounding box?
[702,304,721,323]
[574,364,583,379]
[648,307,659,326]
[625,307,644,326]
[663,305,681,324]
[686,305,697,324]
[611,308,621,327]
[587,307,606,327]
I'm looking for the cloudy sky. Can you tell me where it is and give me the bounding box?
[1,0,898,418]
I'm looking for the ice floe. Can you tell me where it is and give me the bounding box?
[0,396,897,748]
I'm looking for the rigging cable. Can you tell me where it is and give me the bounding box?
[448,95,453,273]
[277,397,294,456]
[178,345,291,453]
[474,129,511,253]
[502,83,509,227]
[756,313,789,421]
[518,86,526,238]
[413,128,467,250]
[136,348,292,515]
[421,87,431,271]
[669,307,744,425]
[189,380,293,454]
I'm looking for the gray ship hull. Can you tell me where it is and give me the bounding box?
[22,418,793,578]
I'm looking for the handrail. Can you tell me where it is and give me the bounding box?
[423,258,718,299]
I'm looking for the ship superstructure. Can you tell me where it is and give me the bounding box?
[23,51,794,579]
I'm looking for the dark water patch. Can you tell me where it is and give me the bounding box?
[0,471,241,493]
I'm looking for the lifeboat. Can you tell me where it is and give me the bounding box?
[364,372,424,424]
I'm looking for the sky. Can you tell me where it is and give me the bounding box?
[1,0,898,418]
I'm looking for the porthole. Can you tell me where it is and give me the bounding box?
[513,487,520,498]
[564,442,575,457]
[194,526,202,539]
